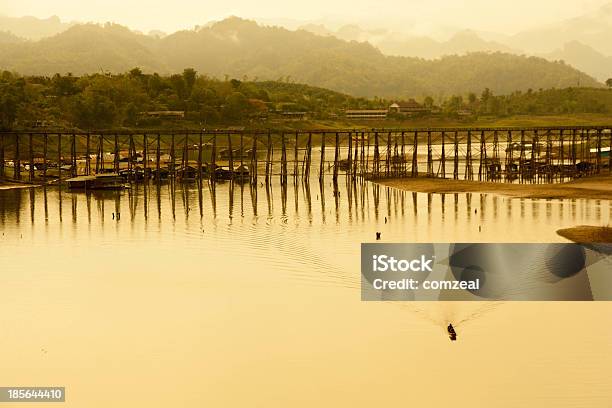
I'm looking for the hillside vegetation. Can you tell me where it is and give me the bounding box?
[0,18,602,99]
[0,69,610,131]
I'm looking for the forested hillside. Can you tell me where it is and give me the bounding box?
[0,18,601,98]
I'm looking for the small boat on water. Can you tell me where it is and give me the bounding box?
[66,173,129,190]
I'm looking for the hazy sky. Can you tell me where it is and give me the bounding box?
[1,0,610,35]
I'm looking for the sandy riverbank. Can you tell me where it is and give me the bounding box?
[378,175,612,200]
[557,226,612,243]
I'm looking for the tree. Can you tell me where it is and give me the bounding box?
[606,78,612,89]
[182,68,197,95]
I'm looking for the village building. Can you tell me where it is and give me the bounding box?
[389,99,431,116]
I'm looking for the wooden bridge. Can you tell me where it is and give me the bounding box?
[0,126,610,185]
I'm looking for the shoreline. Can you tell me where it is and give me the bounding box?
[377,175,612,200]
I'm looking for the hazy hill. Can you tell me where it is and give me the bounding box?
[0,23,167,74]
[507,3,612,55]
[0,15,73,40]
[544,41,612,82]
[0,17,601,98]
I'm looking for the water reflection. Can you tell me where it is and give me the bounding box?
[1,177,610,247]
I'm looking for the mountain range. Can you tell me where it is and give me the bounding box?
[0,16,605,98]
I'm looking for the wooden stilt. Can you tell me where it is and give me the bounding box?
[71,133,77,177]
[440,131,446,179]
[156,133,161,181]
[373,132,380,178]
[478,130,485,181]
[170,133,175,177]
[43,133,48,180]
[333,132,339,181]
[347,131,353,177]
[114,133,119,173]
[265,131,272,182]
[386,131,392,178]
[85,133,91,175]
[228,133,234,179]
[210,133,216,182]
[29,133,34,182]
[426,131,433,177]
[251,133,257,183]
[281,132,287,181]
[411,131,418,177]
[453,131,459,180]
[319,132,325,181]
[294,131,299,177]
[465,131,473,180]
[198,132,203,180]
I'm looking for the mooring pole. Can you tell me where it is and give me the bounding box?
[211,133,216,182]
[156,133,161,181]
[29,133,34,182]
[198,132,203,180]
[465,130,473,180]
[453,131,459,180]
[42,133,48,180]
[85,133,91,175]
[426,131,433,177]
[411,131,418,177]
[251,133,257,183]
[333,132,339,182]
[439,131,445,179]
[319,132,326,181]
[228,132,234,179]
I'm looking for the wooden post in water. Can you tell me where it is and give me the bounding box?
[29,133,34,182]
[347,131,353,177]
[360,132,365,177]
[251,133,257,183]
[143,133,148,178]
[571,129,577,171]
[400,131,406,177]
[85,133,91,175]
[304,132,312,180]
[57,133,62,181]
[169,133,175,177]
[478,130,485,181]
[197,133,203,180]
[71,133,77,177]
[559,130,564,181]
[294,131,299,178]
[42,133,48,180]
[519,130,526,183]
[112,133,118,173]
[210,133,216,182]
[465,130,473,180]
[319,132,326,182]
[596,129,602,174]
[546,131,553,182]
[14,133,21,180]
[531,130,538,182]
[506,130,513,182]
[228,133,234,179]
[127,134,134,182]
[453,131,459,180]
[386,131,392,178]
[97,135,104,174]
[440,131,446,179]
[426,131,433,177]
[333,132,339,182]
[373,132,380,178]
[281,132,287,182]
[265,131,272,182]
[155,133,161,181]
[411,131,418,177]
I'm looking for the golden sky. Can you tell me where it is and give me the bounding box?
[1,0,610,35]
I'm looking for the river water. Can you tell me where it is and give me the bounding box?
[0,178,610,407]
